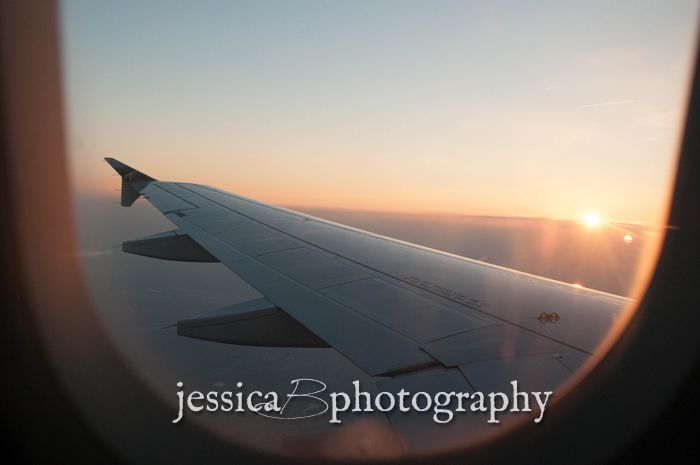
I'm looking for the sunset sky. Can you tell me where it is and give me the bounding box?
[60,0,699,224]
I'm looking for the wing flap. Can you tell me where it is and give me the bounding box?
[459,354,573,393]
[376,368,479,451]
[420,324,560,367]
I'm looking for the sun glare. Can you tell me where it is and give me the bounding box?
[583,213,600,227]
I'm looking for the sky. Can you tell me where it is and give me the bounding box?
[60,0,699,224]
[62,4,690,453]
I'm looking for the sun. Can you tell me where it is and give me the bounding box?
[583,212,600,227]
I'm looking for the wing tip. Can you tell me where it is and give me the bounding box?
[104,157,156,182]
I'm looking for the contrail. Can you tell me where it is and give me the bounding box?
[575,99,637,109]
[76,244,121,257]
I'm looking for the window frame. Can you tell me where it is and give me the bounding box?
[1,2,699,464]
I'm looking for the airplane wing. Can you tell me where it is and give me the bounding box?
[105,157,628,444]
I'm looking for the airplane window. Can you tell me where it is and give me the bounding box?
[58,0,699,459]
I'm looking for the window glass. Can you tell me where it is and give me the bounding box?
[60,0,699,457]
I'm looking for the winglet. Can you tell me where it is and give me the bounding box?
[104,157,156,206]
[104,157,156,182]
